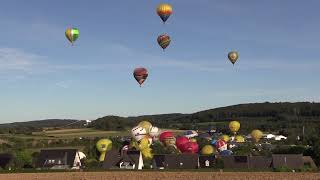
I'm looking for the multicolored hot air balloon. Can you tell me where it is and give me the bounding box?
[65,27,79,45]
[133,67,148,87]
[157,34,171,51]
[228,51,239,65]
[157,3,173,24]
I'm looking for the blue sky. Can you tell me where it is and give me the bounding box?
[0,0,319,123]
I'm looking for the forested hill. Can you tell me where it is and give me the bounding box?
[0,119,85,133]
[89,102,320,131]
[0,102,320,134]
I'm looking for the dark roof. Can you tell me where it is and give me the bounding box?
[36,149,77,168]
[152,155,165,168]
[103,150,141,169]
[199,155,215,168]
[303,156,317,169]
[153,154,198,169]
[0,153,13,169]
[272,154,304,169]
[222,156,249,169]
[248,156,272,169]
[118,151,141,169]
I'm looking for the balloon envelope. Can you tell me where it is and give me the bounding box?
[133,67,148,86]
[251,129,263,142]
[235,135,245,143]
[229,121,240,134]
[159,131,174,142]
[201,145,215,155]
[65,27,79,44]
[228,51,239,65]
[220,135,230,142]
[157,3,173,23]
[138,121,152,133]
[176,136,189,150]
[157,34,171,50]
[96,139,112,152]
[215,139,227,151]
[180,142,199,153]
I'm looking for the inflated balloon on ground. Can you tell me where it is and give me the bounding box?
[251,129,263,142]
[96,139,112,161]
[229,121,240,134]
[201,145,215,155]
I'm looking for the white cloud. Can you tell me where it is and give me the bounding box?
[0,48,44,72]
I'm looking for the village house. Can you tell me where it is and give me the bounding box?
[36,149,86,170]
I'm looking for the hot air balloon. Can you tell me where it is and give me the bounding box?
[65,27,79,45]
[215,139,227,152]
[159,131,174,142]
[157,34,171,51]
[133,67,148,87]
[251,129,263,143]
[220,135,230,142]
[131,126,147,142]
[229,121,240,135]
[235,135,245,143]
[201,145,216,155]
[180,141,199,153]
[184,130,198,139]
[156,3,173,24]
[228,51,239,65]
[138,121,152,133]
[176,136,189,150]
[96,139,112,161]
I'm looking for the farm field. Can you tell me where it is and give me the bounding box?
[30,128,184,139]
[0,172,319,180]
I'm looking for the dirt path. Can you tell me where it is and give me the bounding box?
[0,172,319,180]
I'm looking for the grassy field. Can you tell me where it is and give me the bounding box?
[30,128,185,139]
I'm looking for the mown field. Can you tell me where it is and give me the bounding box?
[0,171,319,180]
[30,128,184,139]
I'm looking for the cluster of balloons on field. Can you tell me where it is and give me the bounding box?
[65,3,239,87]
[95,120,264,161]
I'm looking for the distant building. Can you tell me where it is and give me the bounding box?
[36,149,85,170]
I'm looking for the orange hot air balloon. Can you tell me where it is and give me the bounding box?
[157,3,173,24]
[133,67,148,87]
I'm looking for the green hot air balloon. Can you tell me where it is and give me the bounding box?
[65,27,79,45]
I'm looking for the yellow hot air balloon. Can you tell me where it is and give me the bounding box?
[251,130,263,143]
[201,145,216,155]
[96,139,112,161]
[138,121,152,133]
[228,51,239,65]
[157,3,173,24]
[220,135,230,142]
[229,121,240,135]
[235,135,245,143]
